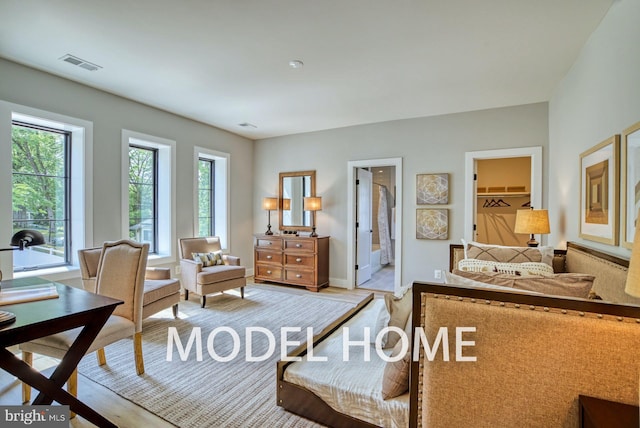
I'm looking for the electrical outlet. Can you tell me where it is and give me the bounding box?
[434,269,442,280]
[175,265,181,274]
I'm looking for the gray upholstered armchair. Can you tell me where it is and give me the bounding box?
[179,236,246,308]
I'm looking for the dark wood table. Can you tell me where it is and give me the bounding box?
[0,277,122,427]
[579,394,640,428]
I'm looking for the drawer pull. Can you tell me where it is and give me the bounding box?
[266,255,272,259]
[267,270,272,274]
[295,243,302,248]
[296,274,302,278]
[295,258,302,263]
[268,242,272,245]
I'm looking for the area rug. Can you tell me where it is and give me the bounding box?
[77,286,359,427]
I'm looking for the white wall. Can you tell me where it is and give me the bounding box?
[549,0,640,257]
[0,58,255,279]
[254,102,549,286]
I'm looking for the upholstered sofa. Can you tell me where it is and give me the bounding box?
[178,236,246,308]
[278,242,640,427]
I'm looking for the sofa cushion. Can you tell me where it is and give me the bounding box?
[143,279,180,305]
[384,291,412,349]
[192,251,224,267]
[452,269,595,298]
[197,265,245,285]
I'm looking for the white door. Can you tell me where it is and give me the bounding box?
[356,168,372,285]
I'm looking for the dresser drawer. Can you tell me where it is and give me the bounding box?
[284,254,314,268]
[285,269,315,285]
[256,265,283,280]
[284,239,314,252]
[256,250,282,264]
[256,238,282,249]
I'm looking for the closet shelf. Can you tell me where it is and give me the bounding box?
[477,192,530,198]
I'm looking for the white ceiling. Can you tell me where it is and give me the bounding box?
[0,0,612,140]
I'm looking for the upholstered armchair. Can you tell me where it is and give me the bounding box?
[78,247,180,318]
[179,236,246,308]
[21,240,149,405]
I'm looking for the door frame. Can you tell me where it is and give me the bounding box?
[347,157,403,294]
[464,147,543,243]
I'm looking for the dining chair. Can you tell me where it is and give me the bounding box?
[20,239,148,405]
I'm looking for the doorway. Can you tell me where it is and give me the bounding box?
[347,158,403,295]
[464,147,543,244]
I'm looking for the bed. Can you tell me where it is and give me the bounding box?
[277,241,640,427]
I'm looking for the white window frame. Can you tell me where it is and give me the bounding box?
[194,147,229,251]
[122,130,176,265]
[0,101,93,280]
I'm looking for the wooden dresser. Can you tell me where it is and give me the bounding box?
[254,234,329,292]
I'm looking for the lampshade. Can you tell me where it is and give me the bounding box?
[282,199,291,210]
[625,209,640,297]
[514,209,550,234]
[0,229,46,252]
[304,197,322,211]
[262,197,278,211]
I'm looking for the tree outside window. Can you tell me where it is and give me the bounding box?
[129,145,157,253]
[11,122,70,271]
[198,158,215,237]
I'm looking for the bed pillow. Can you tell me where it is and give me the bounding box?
[192,251,224,267]
[381,317,412,399]
[462,239,554,266]
[371,299,391,347]
[444,271,539,293]
[452,269,595,298]
[384,290,412,349]
[457,259,554,276]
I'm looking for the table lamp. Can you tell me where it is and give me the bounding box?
[304,196,322,237]
[282,198,291,211]
[514,207,550,247]
[262,197,278,235]
[0,229,46,325]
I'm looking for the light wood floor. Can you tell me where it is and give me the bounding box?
[0,281,380,427]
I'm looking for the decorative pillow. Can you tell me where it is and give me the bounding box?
[457,259,554,276]
[381,317,412,400]
[452,269,595,298]
[444,271,540,293]
[384,290,412,349]
[462,239,554,266]
[370,299,391,347]
[192,251,224,267]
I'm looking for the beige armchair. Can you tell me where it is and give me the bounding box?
[21,240,148,405]
[179,236,246,308]
[78,247,180,318]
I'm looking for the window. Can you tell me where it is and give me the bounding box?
[128,145,158,253]
[11,122,71,271]
[122,130,175,264]
[197,158,215,237]
[0,101,93,279]
[194,147,229,249]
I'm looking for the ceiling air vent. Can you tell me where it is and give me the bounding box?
[59,54,102,71]
[238,122,257,128]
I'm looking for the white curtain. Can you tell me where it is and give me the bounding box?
[378,185,394,265]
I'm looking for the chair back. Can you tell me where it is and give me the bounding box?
[77,247,102,292]
[179,237,222,259]
[95,240,149,331]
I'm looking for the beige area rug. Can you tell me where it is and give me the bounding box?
[77,286,358,428]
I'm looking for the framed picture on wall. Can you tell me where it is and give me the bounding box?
[621,121,640,249]
[579,135,620,245]
[416,208,448,239]
[416,173,448,204]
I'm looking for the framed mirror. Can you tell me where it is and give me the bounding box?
[279,170,316,231]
